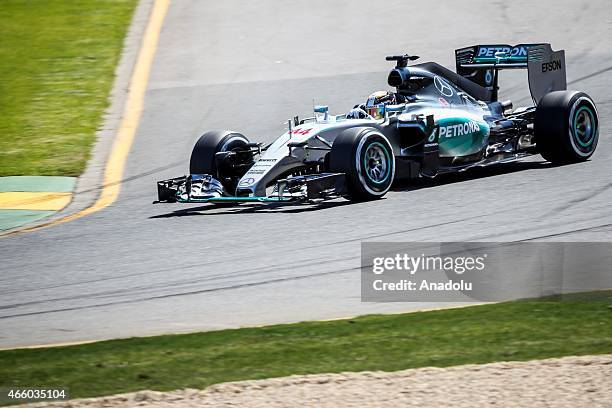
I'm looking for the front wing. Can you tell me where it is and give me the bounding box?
[155,173,347,204]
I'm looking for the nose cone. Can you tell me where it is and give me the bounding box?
[235,177,257,196]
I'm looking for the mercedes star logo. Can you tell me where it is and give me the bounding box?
[434,76,454,98]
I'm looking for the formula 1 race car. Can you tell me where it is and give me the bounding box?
[156,43,599,204]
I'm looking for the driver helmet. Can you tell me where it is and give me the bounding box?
[365,90,396,119]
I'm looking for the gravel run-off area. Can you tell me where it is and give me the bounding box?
[20,354,612,408]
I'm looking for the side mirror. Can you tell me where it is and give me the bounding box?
[384,104,405,121]
[386,104,405,113]
[314,105,329,121]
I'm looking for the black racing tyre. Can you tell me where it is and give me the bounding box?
[535,91,599,164]
[329,127,395,201]
[189,130,250,175]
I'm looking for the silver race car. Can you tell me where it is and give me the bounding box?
[156,43,599,204]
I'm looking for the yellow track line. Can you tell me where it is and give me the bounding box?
[1,0,170,237]
[0,192,72,211]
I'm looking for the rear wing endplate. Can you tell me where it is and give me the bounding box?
[527,44,567,104]
[455,43,566,103]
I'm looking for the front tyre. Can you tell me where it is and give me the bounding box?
[329,127,395,201]
[535,91,599,164]
[189,130,250,175]
[189,130,251,194]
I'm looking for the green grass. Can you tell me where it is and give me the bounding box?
[1,292,611,404]
[0,0,138,177]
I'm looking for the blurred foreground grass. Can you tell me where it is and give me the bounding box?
[0,0,137,176]
[1,291,611,404]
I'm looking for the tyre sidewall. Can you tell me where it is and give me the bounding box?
[355,133,395,196]
[536,91,599,162]
[566,95,598,158]
[189,131,249,175]
[330,128,395,200]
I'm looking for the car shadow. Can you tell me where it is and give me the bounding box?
[149,159,561,218]
[391,159,557,192]
[149,199,354,218]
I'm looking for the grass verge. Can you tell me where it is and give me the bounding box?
[1,292,611,404]
[0,0,138,176]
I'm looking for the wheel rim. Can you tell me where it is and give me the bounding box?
[363,142,390,184]
[573,106,596,148]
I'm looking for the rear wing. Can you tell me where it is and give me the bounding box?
[455,43,566,103]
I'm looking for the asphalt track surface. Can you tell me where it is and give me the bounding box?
[1,0,612,348]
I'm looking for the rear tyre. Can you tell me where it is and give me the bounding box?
[329,127,395,201]
[535,91,599,164]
